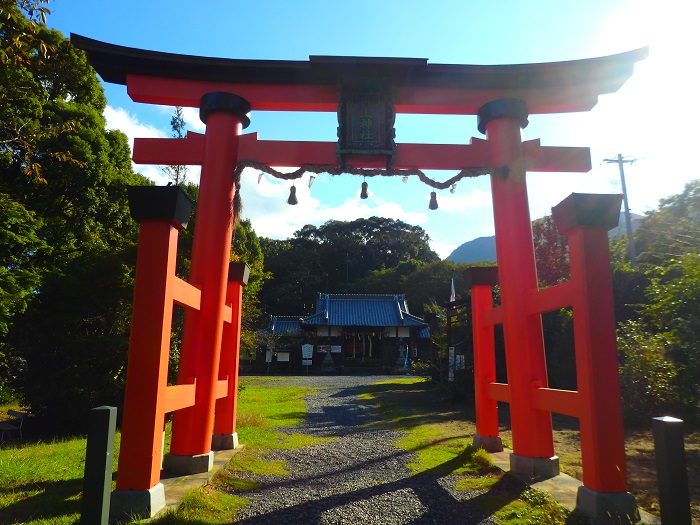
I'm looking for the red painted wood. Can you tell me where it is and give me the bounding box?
[533,388,582,418]
[213,279,245,436]
[133,132,591,174]
[568,225,628,492]
[472,284,500,438]
[169,111,243,456]
[132,132,205,165]
[116,222,178,490]
[125,75,613,115]
[487,383,512,403]
[486,116,555,459]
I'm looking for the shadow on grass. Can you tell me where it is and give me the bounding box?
[0,477,83,524]
[266,411,307,423]
[356,379,473,430]
[150,517,216,525]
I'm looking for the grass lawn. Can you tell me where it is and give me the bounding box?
[147,378,331,524]
[0,427,118,524]
[1,377,698,524]
[0,379,323,524]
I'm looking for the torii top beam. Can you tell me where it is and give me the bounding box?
[71,34,647,115]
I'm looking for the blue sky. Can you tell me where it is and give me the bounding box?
[45,0,696,258]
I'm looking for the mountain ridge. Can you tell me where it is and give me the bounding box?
[446,212,642,263]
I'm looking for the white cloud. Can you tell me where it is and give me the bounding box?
[428,239,457,260]
[238,169,429,240]
[139,165,170,186]
[181,107,206,133]
[103,106,167,184]
[434,188,492,212]
[154,105,207,134]
[104,106,165,148]
[103,105,204,186]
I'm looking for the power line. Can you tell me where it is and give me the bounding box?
[603,154,638,267]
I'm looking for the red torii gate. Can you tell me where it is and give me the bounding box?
[72,35,647,523]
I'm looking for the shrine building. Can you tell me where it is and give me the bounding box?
[266,293,430,373]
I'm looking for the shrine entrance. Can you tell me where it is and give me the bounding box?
[72,34,647,524]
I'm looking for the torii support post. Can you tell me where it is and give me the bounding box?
[552,194,639,522]
[212,262,250,451]
[111,186,193,521]
[165,93,250,474]
[478,99,558,479]
[465,266,502,453]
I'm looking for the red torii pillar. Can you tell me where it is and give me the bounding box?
[551,193,636,517]
[164,93,250,471]
[111,93,250,521]
[110,186,195,520]
[465,95,640,519]
[466,266,502,453]
[478,99,558,478]
[212,262,250,450]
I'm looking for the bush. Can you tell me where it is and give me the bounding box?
[617,320,678,425]
[408,359,434,377]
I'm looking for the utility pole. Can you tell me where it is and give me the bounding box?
[604,154,637,267]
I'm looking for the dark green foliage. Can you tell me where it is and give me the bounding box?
[542,309,576,391]
[634,179,700,265]
[13,249,136,433]
[0,193,47,386]
[640,255,700,419]
[0,10,148,432]
[259,217,439,316]
[611,179,700,423]
[617,320,678,424]
[0,194,46,337]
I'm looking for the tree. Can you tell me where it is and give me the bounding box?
[259,217,439,317]
[640,255,700,418]
[1,13,149,430]
[0,194,46,336]
[532,214,569,287]
[258,236,325,316]
[160,106,189,185]
[634,179,700,265]
[13,248,137,433]
[617,320,678,424]
[608,180,700,422]
[0,193,47,394]
[1,1,85,182]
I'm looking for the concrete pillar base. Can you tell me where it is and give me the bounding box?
[510,453,560,480]
[473,434,504,452]
[575,486,640,524]
[109,483,165,523]
[212,432,238,450]
[162,451,214,475]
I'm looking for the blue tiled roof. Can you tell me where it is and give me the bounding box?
[301,293,428,329]
[269,315,304,337]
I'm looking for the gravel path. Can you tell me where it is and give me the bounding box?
[230,375,497,524]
